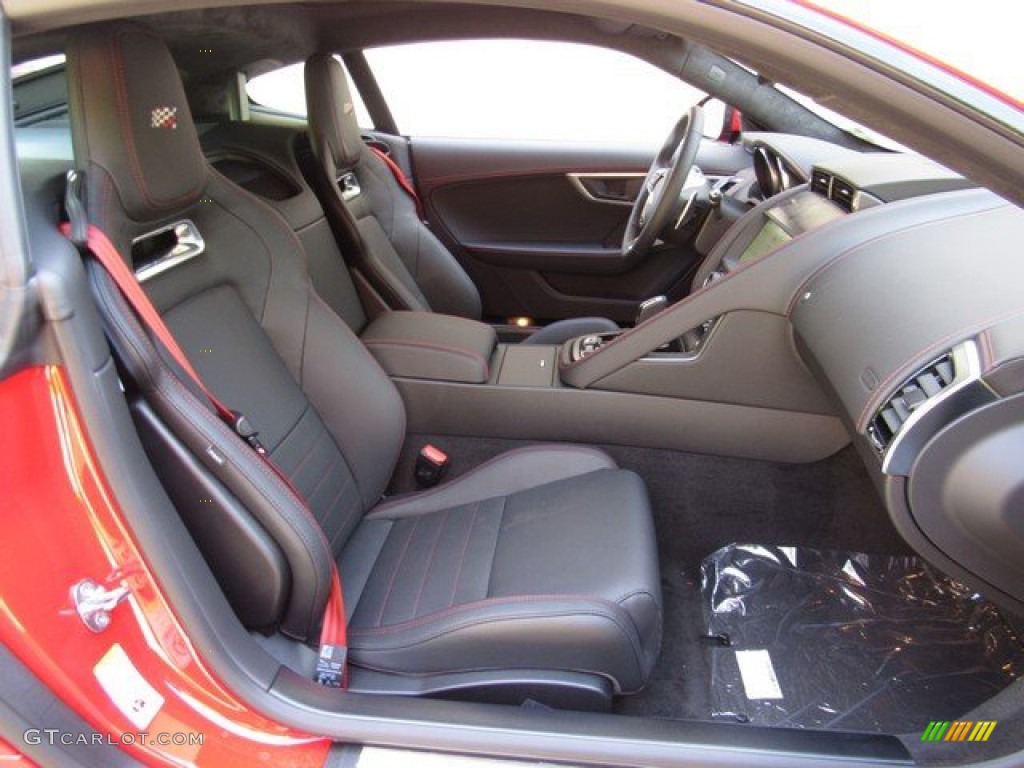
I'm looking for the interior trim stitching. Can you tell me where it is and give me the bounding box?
[93,271,333,635]
[368,445,614,517]
[785,202,1007,318]
[350,599,644,681]
[447,501,480,609]
[363,338,489,377]
[854,306,1024,431]
[108,29,206,211]
[374,517,421,628]
[409,508,450,621]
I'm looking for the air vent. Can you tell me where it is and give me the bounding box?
[868,352,956,453]
[810,169,860,211]
[810,169,832,197]
[831,178,856,212]
[868,341,994,475]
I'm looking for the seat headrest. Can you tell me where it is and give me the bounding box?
[305,53,364,172]
[66,23,207,222]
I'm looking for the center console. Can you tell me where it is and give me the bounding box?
[357,145,986,466]
[359,306,849,464]
[566,319,717,364]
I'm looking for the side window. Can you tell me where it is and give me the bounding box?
[364,40,714,144]
[246,58,373,127]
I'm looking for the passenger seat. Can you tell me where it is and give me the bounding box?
[65,22,661,706]
[303,53,621,345]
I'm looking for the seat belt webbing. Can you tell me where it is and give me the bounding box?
[60,221,349,688]
[369,145,425,220]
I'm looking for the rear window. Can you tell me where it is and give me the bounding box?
[12,54,68,125]
[247,58,373,126]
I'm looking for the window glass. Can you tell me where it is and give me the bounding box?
[11,54,65,80]
[809,0,1021,102]
[364,40,710,144]
[247,59,372,126]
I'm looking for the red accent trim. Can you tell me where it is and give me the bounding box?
[0,738,38,767]
[369,146,425,219]
[320,570,349,686]
[0,367,330,766]
[730,109,743,135]
[421,444,448,464]
[61,223,348,674]
[59,223,233,423]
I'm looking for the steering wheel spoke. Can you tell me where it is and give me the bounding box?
[622,105,705,261]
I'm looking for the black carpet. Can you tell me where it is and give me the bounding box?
[388,435,911,720]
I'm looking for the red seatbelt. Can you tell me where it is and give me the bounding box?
[61,222,349,688]
[369,146,425,220]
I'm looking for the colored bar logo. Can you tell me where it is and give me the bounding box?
[921,721,997,742]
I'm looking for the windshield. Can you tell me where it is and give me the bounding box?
[802,0,1021,105]
[744,0,1022,139]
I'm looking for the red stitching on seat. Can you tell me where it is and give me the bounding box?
[447,502,480,609]
[409,509,449,620]
[375,518,420,628]
[352,594,633,637]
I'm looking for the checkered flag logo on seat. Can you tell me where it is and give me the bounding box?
[150,106,178,130]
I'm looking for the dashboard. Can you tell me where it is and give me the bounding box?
[567,133,1024,615]
[705,135,978,281]
[739,138,1024,613]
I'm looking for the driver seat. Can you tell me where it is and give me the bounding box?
[304,53,619,345]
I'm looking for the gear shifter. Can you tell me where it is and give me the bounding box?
[569,295,672,362]
[635,295,668,325]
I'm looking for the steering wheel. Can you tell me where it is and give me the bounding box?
[622,105,705,261]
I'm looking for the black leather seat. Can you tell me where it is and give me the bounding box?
[303,53,620,346]
[67,23,661,702]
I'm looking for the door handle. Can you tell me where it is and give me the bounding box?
[567,173,645,206]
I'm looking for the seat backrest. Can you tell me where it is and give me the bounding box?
[200,121,370,333]
[66,22,407,641]
[303,53,483,321]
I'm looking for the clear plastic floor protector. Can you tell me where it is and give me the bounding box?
[700,544,1024,733]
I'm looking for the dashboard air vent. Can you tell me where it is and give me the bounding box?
[810,169,832,197]
[868,352,955,453]
[831,178,856,212]
[810,168,860,211]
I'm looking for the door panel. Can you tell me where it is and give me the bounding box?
[411,137,750,322]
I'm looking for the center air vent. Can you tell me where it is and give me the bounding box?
[811,169,832,197]
[810,169,859,212]
[830,178,856,212]
[867,340,995,476]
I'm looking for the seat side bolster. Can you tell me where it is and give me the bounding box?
[369,445,618,519]
[90,267,335,641]
[348,595,647,693]
[359,154,482,320]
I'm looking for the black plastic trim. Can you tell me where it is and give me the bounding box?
[342,51,398,136]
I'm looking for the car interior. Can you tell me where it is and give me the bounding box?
[7,2,1024,766]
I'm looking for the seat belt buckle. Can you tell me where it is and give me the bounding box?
[230,410,269,457]
[415,444,450,488]
[315,644,348,688]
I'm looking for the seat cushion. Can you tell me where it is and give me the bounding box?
[338,446,661,693]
